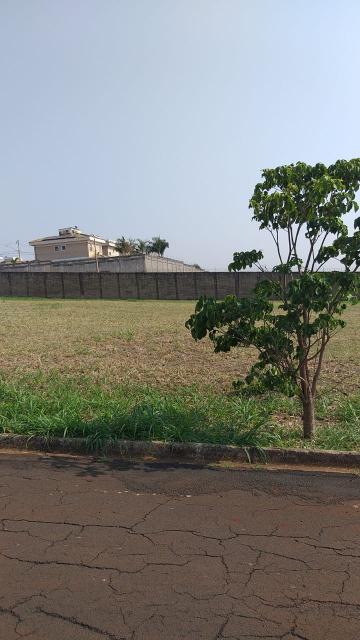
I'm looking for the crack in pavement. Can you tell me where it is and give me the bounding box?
[1,455,360,639]
[35,607,127,640]
[0,550,194,575]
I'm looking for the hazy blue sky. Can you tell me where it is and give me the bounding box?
[1,0,360,269]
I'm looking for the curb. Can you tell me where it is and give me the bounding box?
[0,434,359,468]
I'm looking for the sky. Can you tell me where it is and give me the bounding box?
[1,0,360,270]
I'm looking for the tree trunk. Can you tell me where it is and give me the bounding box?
[298,327,316,440]
[302,391,315,440]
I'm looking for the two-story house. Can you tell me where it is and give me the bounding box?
[29,227,118,261]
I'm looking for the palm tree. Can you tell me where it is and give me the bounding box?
[128,238,138,253]
[136,239,150,254]
[115,237,137,255]
[149,236,169,256]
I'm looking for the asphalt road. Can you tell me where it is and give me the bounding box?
[0,453,360,640]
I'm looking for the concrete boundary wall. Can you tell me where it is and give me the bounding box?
[0,271,282,300]
[0,254,201,273]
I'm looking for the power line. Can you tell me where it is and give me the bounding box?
[0,241,34,261]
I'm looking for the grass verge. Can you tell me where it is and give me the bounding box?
[1,373,360,451]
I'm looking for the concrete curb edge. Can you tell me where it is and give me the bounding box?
[0,434,359,468]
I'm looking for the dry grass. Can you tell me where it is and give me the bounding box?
[1,298,360,450]
[1,297,360,395]
[0,298,248,390]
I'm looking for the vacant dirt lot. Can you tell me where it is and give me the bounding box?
[1,298,360,394]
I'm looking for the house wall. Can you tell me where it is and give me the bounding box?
[101,245,118,257]
[34,240,92,261]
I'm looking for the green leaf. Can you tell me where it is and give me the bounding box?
[228,250,264,271]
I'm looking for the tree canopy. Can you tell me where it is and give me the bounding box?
[115,236,170,257]
[115,236,137,255]
[149,236,169,256]
[186,159,360,439]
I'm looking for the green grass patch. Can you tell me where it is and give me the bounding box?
[0,373,279,449]
[1,373,360,451]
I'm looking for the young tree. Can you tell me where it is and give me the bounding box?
[149,236,169,256]
[186,160,360,439]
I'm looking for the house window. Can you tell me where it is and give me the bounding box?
[54,245,66,252]
[55,246,59,251]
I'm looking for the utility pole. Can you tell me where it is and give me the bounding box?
[93,235,99,273]
[16,240,21,261]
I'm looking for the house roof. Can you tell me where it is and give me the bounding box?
[29,232,116,247]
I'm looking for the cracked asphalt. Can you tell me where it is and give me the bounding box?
[0,453,360,640]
